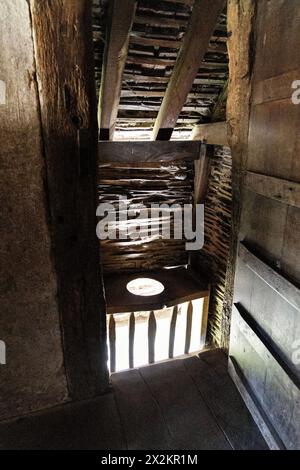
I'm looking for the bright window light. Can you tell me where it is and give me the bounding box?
[126,278,165,296]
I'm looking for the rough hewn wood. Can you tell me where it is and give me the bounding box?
[152,0,226,140]
[98,0,137,140]
[239,242,300,312]
[29,0,108,398]
[98,159,194,273]
[223,0,256,349]
[0,0,68,420]
[244,171,300,209]
[191,121,228,146]
[98,141,201,163]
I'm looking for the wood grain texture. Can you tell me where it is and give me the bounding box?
[191,121,228,146]
[0,0,68,420]
[244,171,300,208]
[98,0,137,140]
[29,0,108,398]
[152,0,226,140]
[98,141,201,163]
[222,0,256,349]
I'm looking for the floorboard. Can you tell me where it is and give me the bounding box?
[0,349,267,450]
[0,394,125,450]
[111,369,172,450]
[139,359,232,450]
[184,355,268,449]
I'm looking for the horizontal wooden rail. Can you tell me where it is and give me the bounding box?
[233,303,300,390]
[244,171,300,208]
[98,141,201,163]
[239,242,300,311]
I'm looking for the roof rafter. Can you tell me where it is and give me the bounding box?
[98,0,137,141]
[152,0,226,141]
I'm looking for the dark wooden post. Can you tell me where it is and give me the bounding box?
[29,0,108,398]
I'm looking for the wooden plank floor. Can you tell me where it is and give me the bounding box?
[0,349,268,450]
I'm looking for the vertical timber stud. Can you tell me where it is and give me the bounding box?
[98,0,137,141]
[223,0,256,349]
[152,0,226,141]
[29,0,108,398]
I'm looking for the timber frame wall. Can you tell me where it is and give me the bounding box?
[227,0,300,449]
[0,1,108,421]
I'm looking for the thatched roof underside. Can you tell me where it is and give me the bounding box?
[93,0,228,140]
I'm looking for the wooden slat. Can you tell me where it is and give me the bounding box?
[139,359,231,449]
[152,0,226,140]
[184,353,268,449]
[129,312,135,369]
[129,35,181,49]
[229,304,300,449]
[228,356,283,450]
[239,242,300,311]
[98,0,137,140]
[121,90,215,99]
[184,301,193,354]
[126,55,175,67]
[234,303,300,389]
[98,140,201,163]
[134,14,187,28]
[200,294,210,347]
[168,305,178,358]
[244,171,300,209]
[109,315,116,373]
[191,121,228,146]
[111,369,173,449]
[193,143,211,204]
[148,311,156,364]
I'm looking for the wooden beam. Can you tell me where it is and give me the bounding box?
[193,143,211,204]
[239,242,300,312]
[98,0,137,141]
[29,0,108,399]
[152,0,226,140]
[98,141,201,163]
[191,121,228,146]
[244,171,300,209]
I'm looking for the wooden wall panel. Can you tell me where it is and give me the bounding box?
[254,0,300,81]
[228,0,300,448]
[247,99,300,182]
